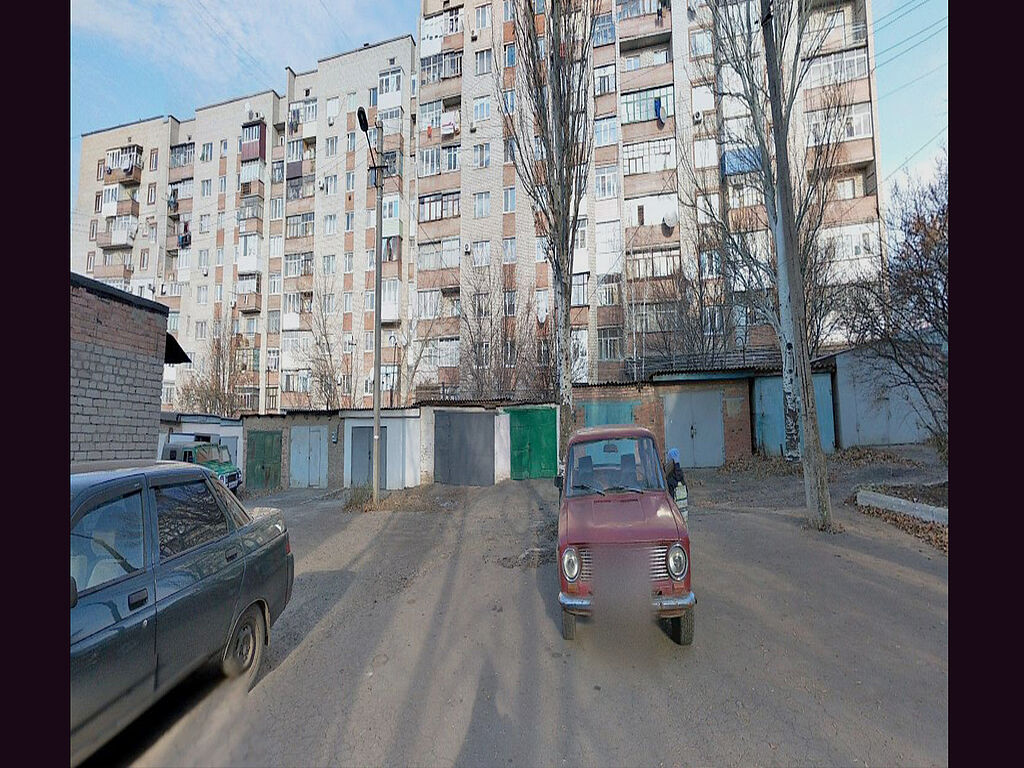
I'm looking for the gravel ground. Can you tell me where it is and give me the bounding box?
[86,444,948,768]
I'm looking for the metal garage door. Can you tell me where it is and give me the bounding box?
[290,426,328,488]
[245,431,282,490]
[663,390,726,468]
[435,412,495,485]
[509,407,557,479]
[351,426,387,489]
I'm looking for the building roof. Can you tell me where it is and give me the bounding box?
[160,411,242,425]
[647,349,835,379]
[72,271,169,316]
[80,115,166,138]
[316,34,416,65]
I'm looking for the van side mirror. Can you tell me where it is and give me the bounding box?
[71,577,79,609]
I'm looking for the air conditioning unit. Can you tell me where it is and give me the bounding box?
[470,28,478,40]
[464,243,472,254]
[318,179,325,190]
[693,111,703,125]
[201,266,209,276]
[469,121,477,133]
[230,299,237,308]
[328,116,334,126]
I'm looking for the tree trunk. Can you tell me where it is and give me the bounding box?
[553,271,575,461]
[776,259,802,462]
[761,0,832,530]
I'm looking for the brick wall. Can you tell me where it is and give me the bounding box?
[70,279,168,462]
[572,379,753,464]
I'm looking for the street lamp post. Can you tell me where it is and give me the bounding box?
[358,107,385,506]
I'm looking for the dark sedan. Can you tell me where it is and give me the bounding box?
[70,460,294,766]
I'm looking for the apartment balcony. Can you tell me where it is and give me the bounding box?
[92,262,134,281]
[622,168,678,198]
[237,207,264,234]
[617,3,672,48]
[619,60,674,92]
[104,163,142,186]
[167,163,194,184]
[239,179,265,201]
[821,137,875,168]
[289,194,315,214]
[823,193,878,227]
[166,197,192,219]
[420,73,463,103]
[96,228,137,250]
[382,218,404,239]
[272,144,285,161]
[165,231,191,251]
[236,291,263,314]
[815,20,868,56]
[237,249,262,274]
[115,198,140,217]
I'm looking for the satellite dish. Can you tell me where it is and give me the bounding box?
[357,107,369,134]
[663,210,679,229]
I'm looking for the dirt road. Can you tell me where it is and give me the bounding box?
[89,447,948,767]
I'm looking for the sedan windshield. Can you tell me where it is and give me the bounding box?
[566,436,666,497]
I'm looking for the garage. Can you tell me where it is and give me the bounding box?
[289,425,328,488]
[246,430,282,490]
[351,425,387,489]
[434,411,495,486]
[508,406,558,479]
[663,389,726,468]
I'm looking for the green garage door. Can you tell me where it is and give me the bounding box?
[509,407,557,479]
[246,430,282,490]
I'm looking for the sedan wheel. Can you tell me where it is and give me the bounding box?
[222,604,266,687]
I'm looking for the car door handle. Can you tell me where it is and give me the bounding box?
[128,589,149,611]
[226,547,241,562]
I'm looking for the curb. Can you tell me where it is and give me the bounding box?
[856,489,948,525]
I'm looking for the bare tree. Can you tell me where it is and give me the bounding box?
[402,266,459,406]
[459,264,539,400]
[842,148,948,462]
[497,0,601,455]
[305,267,342,410]
[177,312,242,417]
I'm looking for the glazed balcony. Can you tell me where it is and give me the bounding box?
[96,228,137,250]
[92,262,134,281]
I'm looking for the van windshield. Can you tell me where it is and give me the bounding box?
[196,445,222,464]
[566,437,665,497]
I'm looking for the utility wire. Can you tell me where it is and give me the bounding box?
[879,61,947,99]
[881,123,947,186]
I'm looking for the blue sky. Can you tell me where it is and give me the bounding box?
[71,0,947,215]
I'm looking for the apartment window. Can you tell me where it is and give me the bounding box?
[575,217,587,250]
[594,14,615,46]
[503,290,516,317]
[571,272,589,306]
[344,252,353,272]
[503,89,516,114]
[340,291,351,313]
[198,214,210,233]
[472,240,490,267]
[198,249,210,268]
[444,145,461,172]
[685,25,712,58]
[194,321,207,341]
[503,139,515,165]
[94,192,102,213]
[623,137,676,175]
[621,85,675,124]
[503,0,513,21]
[598,327,621,361]
[594,116,618,147]
[199,142,212,162]
[418,290,440,319]
[503,237,517,262]
[699,250,722,278]
[266,235,281,258]
[594,165,618,200]
[418,191,461,222]
[419,146,441,177]
[474,192,491,218]
[504,42,516,68]
[473,292,490,318]
[144,182,156,205]
[473,143,491,168]
[324,214,338,235]
[368,87,378,107]
[535,237,548,263]
[88,220,97,241]
[473,96,491,122]
[476,49,493,75]
[836,178,856,200]
[365,290,376,312]
[441,237,461,267]
[702,306,724,336]
[503,186,516,213]
[268,197,283,220]
[86,251,95,272]
[595,64,616,96]
[345,212,354,231]
[694,138,718,169]
[474,4,492,30]
[150,149,158,170]
[96,159,104,180]
[197,285,209,305]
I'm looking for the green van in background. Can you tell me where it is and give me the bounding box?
[161,441,241,492]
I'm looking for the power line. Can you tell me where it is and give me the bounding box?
[874,0,935,33]
[873,15,947,58]
[882,123,947,186]
[875,23,947,69]
[879,61,947,99]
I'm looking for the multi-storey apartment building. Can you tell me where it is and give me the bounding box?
[72,1,883,413]
[73,36,418,413]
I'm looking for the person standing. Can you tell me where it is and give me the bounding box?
[664,448,688,522]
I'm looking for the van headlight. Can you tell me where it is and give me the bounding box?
[667,543,688,581]
[562,547,580,582]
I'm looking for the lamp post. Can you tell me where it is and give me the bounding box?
[358,106,385,505]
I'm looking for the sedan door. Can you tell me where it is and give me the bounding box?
[150,474,245,692]
[71,479,156,762]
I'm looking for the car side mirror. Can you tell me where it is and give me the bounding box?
[71,576,78,609]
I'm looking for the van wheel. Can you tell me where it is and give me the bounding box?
[222,605,265,687]
[561,608,576,640]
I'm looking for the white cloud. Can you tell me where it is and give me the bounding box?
[72,0,411,102]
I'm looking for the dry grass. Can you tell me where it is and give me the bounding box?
[719,453,805,478]
[831,446,921,468]
[860,505,948,554]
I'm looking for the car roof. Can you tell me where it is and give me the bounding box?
[70,460,210,502]
[568,424,657,444]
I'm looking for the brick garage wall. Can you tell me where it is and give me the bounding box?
[572,380,752,463]
[70,279,168,462]
[242,412,344,489]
